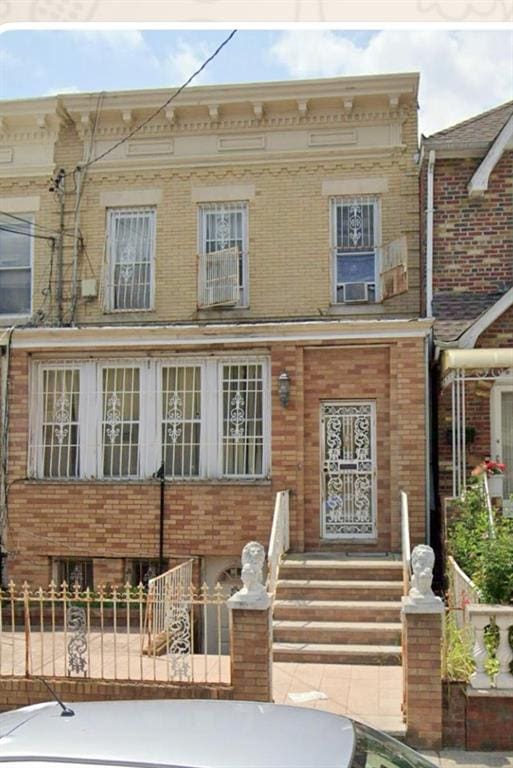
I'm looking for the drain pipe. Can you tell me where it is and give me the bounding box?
[426,150,436,318]
[155,463,165,574]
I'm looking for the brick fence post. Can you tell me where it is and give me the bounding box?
[402,544,444,751]
[227,541,273,703]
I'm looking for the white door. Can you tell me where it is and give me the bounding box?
[491,384,513,498]
[320,401,377,539]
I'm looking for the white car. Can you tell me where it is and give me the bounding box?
[0,698,436,768]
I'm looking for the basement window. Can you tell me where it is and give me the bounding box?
[53,558,94,590]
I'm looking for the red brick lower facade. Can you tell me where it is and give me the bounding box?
[5,328,428,587]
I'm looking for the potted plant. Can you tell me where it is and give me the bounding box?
[483,458,506,498]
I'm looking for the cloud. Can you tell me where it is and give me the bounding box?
[163,39,212,85]
[45,86,81,96]
[72,30,147,52]
[269,30,513,135]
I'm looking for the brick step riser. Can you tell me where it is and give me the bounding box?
[273,649,402,665]
[273,606,400,622]
[273,628,402,645]
[279,568,403,582]
[276,586,403,601]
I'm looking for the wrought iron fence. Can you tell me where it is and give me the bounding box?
[0,580,229,685]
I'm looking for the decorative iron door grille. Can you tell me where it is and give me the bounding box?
[320,401,377,539]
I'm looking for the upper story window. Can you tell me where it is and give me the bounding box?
[30,357,269,481]
[198,202,248,308]
[0,214,33,316]
[106,207,156,311]
[331,198,378,304]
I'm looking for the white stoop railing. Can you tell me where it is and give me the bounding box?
[267,490,290,597]
[147,559,194,642]
[400,490,411,596]
[482,473,497,539]
[467,605,513,690]
[447,556,481,627]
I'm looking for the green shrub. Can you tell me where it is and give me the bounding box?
[447,480,513,605]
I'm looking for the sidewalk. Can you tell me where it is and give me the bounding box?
[425,751,513,767]
[272,661,513,768]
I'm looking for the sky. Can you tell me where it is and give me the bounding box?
[0,28,512,136]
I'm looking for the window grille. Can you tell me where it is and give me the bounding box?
[101,367,140,478]
[222,363,264,477]
[54,558,94,590]
[106,207,155,311]
[41,367,80,478]
[0,214,32,315]
[199,202,248,307]
[125,558,162,587]
[162,365,202,478]
[332,197,378,304]
[31,357,269,481]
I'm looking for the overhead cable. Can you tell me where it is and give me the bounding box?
[69,29,237,176]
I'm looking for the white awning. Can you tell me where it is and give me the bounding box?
[441,348,513,374]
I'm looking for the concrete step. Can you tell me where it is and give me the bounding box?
[273,641,402,665]
[275,579,403,601]
[273,599,402,623]
[279,557,403,582]
[272,619,402,645]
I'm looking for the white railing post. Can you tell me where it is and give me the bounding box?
[468,608,492,690]
[496,611,513,690]
[267,490,290,596]
[400,490,411,596]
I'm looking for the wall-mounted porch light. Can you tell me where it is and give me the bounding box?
[278,371,291,407]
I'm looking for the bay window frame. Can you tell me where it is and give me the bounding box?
[30,356,270,482]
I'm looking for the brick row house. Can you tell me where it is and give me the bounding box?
[420,101,513,520]
[0,74,430,662]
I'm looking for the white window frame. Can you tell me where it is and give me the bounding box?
[30,356,270,481]
[330,197,380,305]
[197,202,249,308]
[490,378,513,498]
[105,207,156,313]
[0,212,34,319]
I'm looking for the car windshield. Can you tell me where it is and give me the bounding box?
[350,722,437,768]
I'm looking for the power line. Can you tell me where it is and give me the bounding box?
[0,211,78,240]
[70,29,237,176]
[0,224,56,243]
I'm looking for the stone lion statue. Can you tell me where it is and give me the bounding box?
[409,544,436,600]
[240,541,266,596]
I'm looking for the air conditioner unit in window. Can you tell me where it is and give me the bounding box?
[344,283,368,302]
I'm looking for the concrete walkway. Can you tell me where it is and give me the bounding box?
[272,662,513,768]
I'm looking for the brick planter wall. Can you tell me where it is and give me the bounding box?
[0,677,233,713]
[442,681,513,751]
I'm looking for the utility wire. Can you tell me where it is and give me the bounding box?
[0,211,79,240]
[68,29,237,176]
[0,224,56,243]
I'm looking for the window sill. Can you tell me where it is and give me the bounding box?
[24,477,272,486]
[0,313,31,325]
[327,303,383,316]
[196,306,251,320]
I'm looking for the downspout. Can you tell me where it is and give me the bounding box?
[426,150,436,318]
[424,331,432,546]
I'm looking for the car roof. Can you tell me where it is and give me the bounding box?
[0,699,355,768]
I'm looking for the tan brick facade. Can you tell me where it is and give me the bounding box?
[0,75,429,586]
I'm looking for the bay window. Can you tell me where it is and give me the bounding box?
[31,357,269,481]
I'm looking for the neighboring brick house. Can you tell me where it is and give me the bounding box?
[0,74,430,613]
[420,101,513,508]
